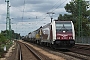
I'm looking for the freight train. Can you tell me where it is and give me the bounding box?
[23,20,75,49]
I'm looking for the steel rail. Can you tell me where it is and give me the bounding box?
[58,50,90,60]
[18,42,23,60]
[24,43,42,60]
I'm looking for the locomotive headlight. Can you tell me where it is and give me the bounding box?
[71,37,72,39]
[63,31,66,33]
[69,37,70,39]
[57,37,60,39]
[69,37,72,39]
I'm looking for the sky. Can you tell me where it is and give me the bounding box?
[0,0,89,36]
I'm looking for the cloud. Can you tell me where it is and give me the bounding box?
[0,24,6,31]
[0,0,72,36]
[0,4,6,24]
[0,0,5,4]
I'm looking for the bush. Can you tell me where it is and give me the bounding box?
[0,34,7,45]
[0,47,4,58]
[0,34,7,58]
[0,33,13,58]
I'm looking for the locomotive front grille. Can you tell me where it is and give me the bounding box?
[55,40,75,45]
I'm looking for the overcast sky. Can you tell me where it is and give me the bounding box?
[0,0,89,36]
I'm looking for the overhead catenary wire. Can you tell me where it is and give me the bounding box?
[40,0,68,21]
[22,0,26,21]
[40,0,61,21]
[21,0,26,36]
[51,0,68,12]
[28,0,62,21]
[20,0,69,35]
[48,0,61,12]
[21,0,67,21]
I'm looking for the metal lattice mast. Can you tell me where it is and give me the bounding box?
[5,0,11,39]
[78,0,82,37]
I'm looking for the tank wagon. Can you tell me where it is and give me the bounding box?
[25,20,75,49]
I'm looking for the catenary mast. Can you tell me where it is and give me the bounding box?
[5,0,11,40]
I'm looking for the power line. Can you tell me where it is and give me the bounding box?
[22,0,26,20]
[51,0,68,12]
[48,0,61,12]
[40,0,68,21]
[21,0,26,35]
[40,0,61,20]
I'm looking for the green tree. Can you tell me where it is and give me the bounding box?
[1,30,21,40]
[64,0,89,18]
[87,10,90,21]
[58,14,63,20]
[0,34,7,45]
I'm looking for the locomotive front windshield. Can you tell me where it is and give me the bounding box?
[55,21,72,33]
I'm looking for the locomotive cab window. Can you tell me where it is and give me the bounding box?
[55,21,72,32]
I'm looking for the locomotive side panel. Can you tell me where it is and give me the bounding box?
[71,21,75,40]
[52,20,56,41]
[41,23,51,42]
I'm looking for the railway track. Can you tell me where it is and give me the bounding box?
[44,47,90,60]
[23,43,42,60]
[52,44,90,60]
[70,44,90,56]
[50,44,90,60]
[16,40,90,60]
[17,41,51,60]
[59,50,90,60]
[17,42,22,60]
[27,42,90,60]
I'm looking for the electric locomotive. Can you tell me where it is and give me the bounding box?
[39,20,75,49]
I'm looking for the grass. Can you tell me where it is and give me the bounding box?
[0,40,13,58]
